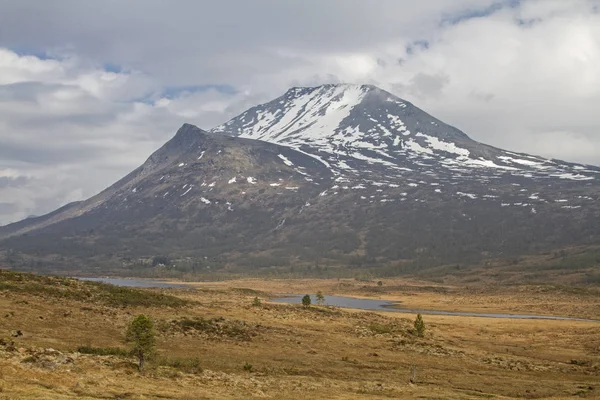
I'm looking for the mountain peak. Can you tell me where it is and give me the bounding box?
[211,83,400,144]
[171,123,204,146]
[210,83,470,157]
[157,123,207,155]
[138,123,206,175]
[285,83,379,94]
[281,83,393,105]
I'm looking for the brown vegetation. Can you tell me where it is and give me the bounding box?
[1,271,599,399]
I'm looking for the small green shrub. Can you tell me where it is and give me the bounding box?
[158,356,203,374]
[243,362,253,372]
[177,317,213,331]
[173,317,249,339]
[414,314,425,338]
[316,291,325,305]
[252,297,261,307]
[77,345,131,357]
[368,323,394,335]
[231,288,263,296]
[302,294,311,308]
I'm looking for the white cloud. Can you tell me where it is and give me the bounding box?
[381,0,600,162]
[0,49,247,224]
[0,48,66,85]
[0,0,600,224]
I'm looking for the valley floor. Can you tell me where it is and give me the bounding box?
[1,275,599,399]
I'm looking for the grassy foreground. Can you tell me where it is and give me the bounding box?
[1,271,599,399]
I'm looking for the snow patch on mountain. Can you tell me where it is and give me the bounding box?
[278,154,294,167]
[209,83,600,207]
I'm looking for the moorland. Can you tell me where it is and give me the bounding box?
[1,269,599,399]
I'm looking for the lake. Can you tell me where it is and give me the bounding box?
[271,294,598,322]
[271,294,399,311]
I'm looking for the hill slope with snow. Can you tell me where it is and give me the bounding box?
[2,84,600,274]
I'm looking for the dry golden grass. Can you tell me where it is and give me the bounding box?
[184,277,600,319]
[1,276,599,399]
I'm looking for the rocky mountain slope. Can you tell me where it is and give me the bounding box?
[2,84,600,274]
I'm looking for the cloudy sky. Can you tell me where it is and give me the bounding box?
[0,0,599,225]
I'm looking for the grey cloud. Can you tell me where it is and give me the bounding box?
[0,203,19,216]
[0,0,600,225]
[0,176,30,188]
[0,140,110,165]
[0,82,58,102]
[408,73,450,99]
[0,1,500,86]
[469,91,495,103]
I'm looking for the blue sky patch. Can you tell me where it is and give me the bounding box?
[442,0,521,26]
[103,63,123,73]
[11,47,58,61]
[406,40,430,55]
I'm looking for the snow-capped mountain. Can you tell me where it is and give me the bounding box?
[2,84,600,274]
[212,84,597,178]
[212,84,599,209]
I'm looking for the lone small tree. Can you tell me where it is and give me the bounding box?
[252,296,261,307]
[126,314,155,371]
[316,291,325,305]
[302,294,311,308]
[413,313,425,338]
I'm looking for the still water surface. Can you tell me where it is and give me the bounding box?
[271,294,598,322]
